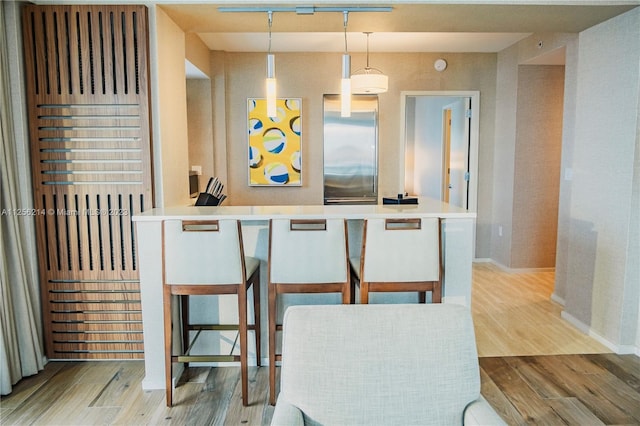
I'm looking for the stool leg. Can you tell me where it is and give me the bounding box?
[163,286,173,407]
[360,281,370,304]
[252,272,261,367]
[268,283,277,405]
[238,287,249,406]
[342,285,351,304]
[181,295,190,368]
[433,282,442,303]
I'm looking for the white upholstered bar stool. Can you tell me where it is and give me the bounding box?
[267,218,352,405]
[162,219,260,407]
[353,217,442,304]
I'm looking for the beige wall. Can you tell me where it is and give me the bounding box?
[185,33,211,78]
[187,79,214,193]
[155,7,190,207]
[212,51,497,256]
[492,33,578,268]
[512,65,564,268]
[561,7,639,350]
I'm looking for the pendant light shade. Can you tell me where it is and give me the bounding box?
[351,32,388,94]
[341,54,351,117]
[351,72,388,94]
[266,53,276,117]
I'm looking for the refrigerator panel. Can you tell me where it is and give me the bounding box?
[323,94,379,205]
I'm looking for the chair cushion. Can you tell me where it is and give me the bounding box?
[278,304,481,425]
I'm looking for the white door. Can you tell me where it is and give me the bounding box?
[445,98,471,209]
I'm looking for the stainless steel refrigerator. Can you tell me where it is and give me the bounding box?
[323,94,379,205]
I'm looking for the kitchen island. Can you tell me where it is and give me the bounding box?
[133,197,476,390]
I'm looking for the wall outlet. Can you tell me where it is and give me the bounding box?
[191,165,202,175]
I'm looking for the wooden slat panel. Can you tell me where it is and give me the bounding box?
[23,4,152,360]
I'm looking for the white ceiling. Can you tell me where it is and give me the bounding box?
[197,32,532,53]
[160,1,638,54]
[155,1,638,75]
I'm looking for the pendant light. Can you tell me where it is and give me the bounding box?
[340,11,351,117]
[265,11,277,118]
[351,32,388,94]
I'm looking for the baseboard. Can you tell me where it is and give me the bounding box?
[142,375,167,390]
[561,311,638,355]
[550,292,565,306]
[560,311,591,334]
[481,259,555,273]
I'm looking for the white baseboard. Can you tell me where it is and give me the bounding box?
[474,258,556,273]
[142,376,167,390]
[561,311,638,355]
[550,292,565,306]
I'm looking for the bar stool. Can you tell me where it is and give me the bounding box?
[352,217,442,304]
[268,218,352,405]
[162,219,260,407]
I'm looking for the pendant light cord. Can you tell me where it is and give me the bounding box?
[267,10,273,53]
[343,11,349,53]
[365,32,371,69]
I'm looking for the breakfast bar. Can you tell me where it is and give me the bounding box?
[133,197,476,390]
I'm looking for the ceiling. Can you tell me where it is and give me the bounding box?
[158,1,639,53]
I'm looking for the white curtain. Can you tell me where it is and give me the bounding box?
[0,0,45,395]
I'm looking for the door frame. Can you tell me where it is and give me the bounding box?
[399,90,480,214]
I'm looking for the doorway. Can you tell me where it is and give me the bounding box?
[401,91,479,213]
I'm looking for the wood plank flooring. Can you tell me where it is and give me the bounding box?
[472,263,610,356]
[2,263,636,425]
[480,354,640,425]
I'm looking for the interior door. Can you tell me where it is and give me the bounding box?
[446,98,471,209]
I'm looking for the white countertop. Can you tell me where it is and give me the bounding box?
[132,197,476,221]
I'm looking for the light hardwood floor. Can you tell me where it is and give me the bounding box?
[472,262,610,357]
[0,263,627,425]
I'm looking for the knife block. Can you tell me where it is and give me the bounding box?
[195,193,221,206]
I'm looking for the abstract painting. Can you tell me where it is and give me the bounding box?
[247,98,301,186]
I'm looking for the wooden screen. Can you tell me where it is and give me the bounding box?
[22,4,152,359]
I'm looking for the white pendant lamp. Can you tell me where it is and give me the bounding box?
[340,11,351,117]
[265,11,277,118]
[351,32,388,94]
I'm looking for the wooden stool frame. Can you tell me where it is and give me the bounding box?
[162,220,260,407]
[357,218,443,304]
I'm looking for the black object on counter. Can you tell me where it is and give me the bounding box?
[195,192,222,206]
[382,196,418,205]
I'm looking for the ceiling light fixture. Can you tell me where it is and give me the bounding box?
[218,6,392,14]
[266,10,277,118]
[341,11,351,118]
[351,32,388,94]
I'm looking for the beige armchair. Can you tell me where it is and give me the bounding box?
[271,304,505,426]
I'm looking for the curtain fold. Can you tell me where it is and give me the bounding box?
[0,0,45,395]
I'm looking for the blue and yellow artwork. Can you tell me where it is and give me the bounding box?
[248,98,301,186]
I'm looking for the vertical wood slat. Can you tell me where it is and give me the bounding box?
[101,10,114,96]
[23,4,152,360]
